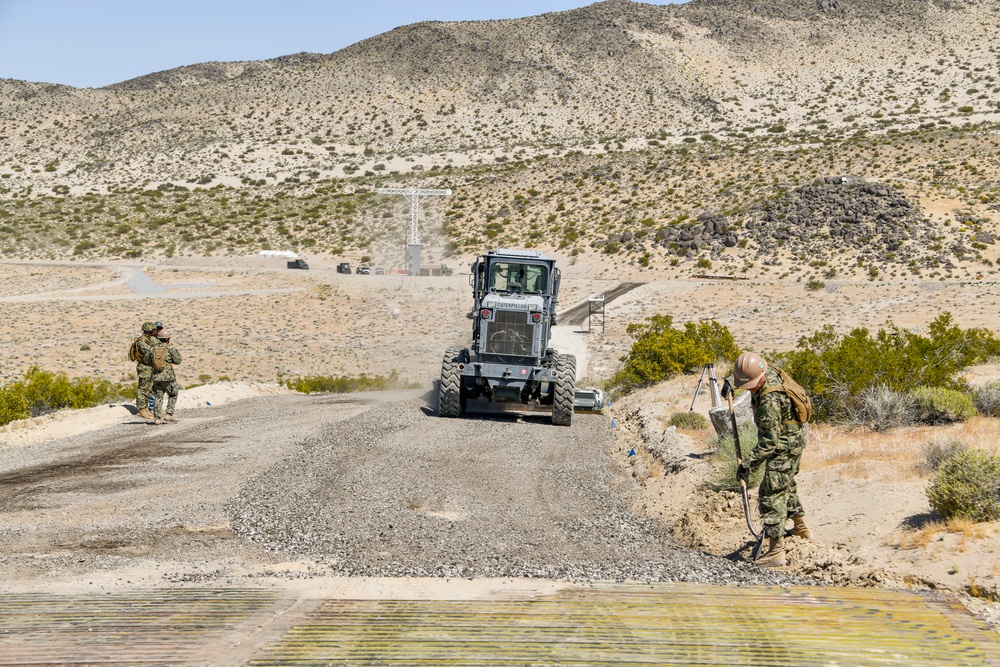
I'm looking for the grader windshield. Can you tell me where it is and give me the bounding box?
[488,261,548,294]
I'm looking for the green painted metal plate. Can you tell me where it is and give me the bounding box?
[251,584,1000,667]
[1,584,998,666]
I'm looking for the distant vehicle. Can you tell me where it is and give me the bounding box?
[286,259,309,270]
[419,264,454,277]
[336,262,351,274]
[374,267,386,275]
[356,265,371,275]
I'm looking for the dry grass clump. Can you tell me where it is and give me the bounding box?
[668,410,709,431]
[844,384,915,432]
[893,517,997,551]
[802,417,1000,481]
[919,437,967,473]
[803,424,926,481]
[971,381,1000,417]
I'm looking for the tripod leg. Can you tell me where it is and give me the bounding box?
[689,365,709,412]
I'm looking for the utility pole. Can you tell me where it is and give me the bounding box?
[376,188,452,276]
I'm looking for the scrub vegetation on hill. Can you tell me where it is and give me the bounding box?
[2,122,1000,282]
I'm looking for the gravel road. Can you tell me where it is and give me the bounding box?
[228,395,795,586]
[0,390,797,589]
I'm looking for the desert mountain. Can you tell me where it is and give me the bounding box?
[2,0,996,187]
[0,0,997,279]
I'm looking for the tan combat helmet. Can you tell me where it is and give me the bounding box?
[734,352,768,389]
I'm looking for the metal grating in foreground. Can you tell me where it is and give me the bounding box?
[0,589,276,666]
[249,584,1000,667]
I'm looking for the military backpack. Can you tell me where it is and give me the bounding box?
[760,367,813,424]
[127,337,142,362]
[151,345,169,372]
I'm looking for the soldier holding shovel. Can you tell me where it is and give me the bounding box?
[732,351,813,568]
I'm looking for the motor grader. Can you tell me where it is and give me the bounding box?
[438,249,576,425]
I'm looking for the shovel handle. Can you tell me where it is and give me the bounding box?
[727,383,761,540]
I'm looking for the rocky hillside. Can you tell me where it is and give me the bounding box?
[0,0,998,279]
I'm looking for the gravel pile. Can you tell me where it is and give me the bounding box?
[227,398,800,586]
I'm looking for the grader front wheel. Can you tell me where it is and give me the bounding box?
[551,353,576,426]
[439,346,463,418]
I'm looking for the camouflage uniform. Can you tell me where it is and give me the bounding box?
[747,367,808,540]
[135,331,160,409]
[143,343,182,420]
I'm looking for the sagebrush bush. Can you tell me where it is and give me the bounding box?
[909,386,977,423]
[285,370,414,394]
[805,278,825,291]
[926,449,1000,522]
[0,386,30,425]
[972,381,1000,417]
[669,411,709,430]
[843,384,915,431]
[771,312,1000,421]
[920,438,968,473]
[710,422,763,492]
[0,366,131,427]
[610,314,740,394]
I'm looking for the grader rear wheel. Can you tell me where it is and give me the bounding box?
[551,353,576,426]
[439,346,463,418]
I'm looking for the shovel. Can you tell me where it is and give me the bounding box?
[722,379,764,561]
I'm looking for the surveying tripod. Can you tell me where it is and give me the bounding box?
[689,363,723,411]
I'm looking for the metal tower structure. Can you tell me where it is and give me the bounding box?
[588,293,606,333]
[376,188,452,275]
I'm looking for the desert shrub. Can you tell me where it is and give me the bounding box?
[17,366,75,415]
[771,312,1000,421]
[971,381,1000,417]
[920,437,968,473]
[843,384,915,431]
[909,387,976,423]
[926,448,1000,522]
[0,366,131,426]
[0,386,30,425]
[710,421,762,492]
[610,314,740,394]
[669,411,709,430]
[285,370,416,394]
[805,278,826,291]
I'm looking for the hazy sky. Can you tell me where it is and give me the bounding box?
[0,0,687,89]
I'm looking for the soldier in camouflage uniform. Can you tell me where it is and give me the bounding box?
[135,321,160,420]
[143,329,182,425]
[734,352,812,568]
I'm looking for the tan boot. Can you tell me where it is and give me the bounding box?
[789,516,813,540]
[154,418,163,425]
[756,536,786,568]
[137,407,154,420]
[163,414,179,423]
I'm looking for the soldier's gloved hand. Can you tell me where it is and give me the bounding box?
[736,463,749,481]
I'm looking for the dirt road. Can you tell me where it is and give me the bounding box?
[0,388,789,589]
[3,390,1000,665]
